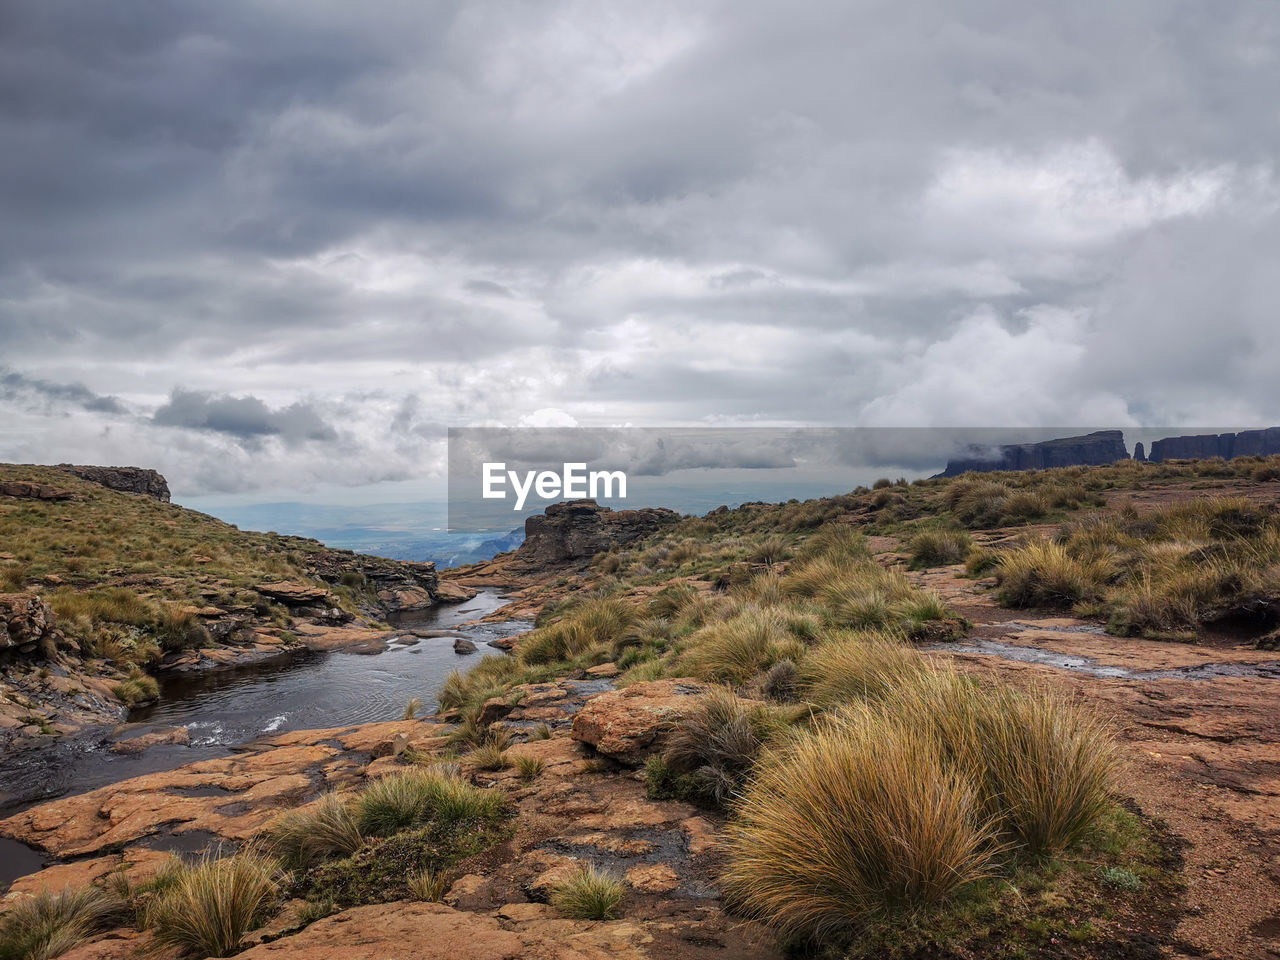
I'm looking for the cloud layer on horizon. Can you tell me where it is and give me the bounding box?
[3,1,1280,497]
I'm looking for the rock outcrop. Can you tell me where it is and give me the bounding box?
[304,551,441,615]
[57,465,171,502]
[0,481,74,501]
[938,430,1129,477]
[0,594,61,658]
[570,678,713,764]
[1147,427,1280,463]
[520,500,680,565]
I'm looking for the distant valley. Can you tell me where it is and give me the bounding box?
[196,500,524,569]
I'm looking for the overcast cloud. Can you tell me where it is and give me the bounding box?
[2,1,1278,498]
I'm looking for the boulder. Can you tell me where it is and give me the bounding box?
[0,594,60,657]
[436,580,479,603]
[109,726,190,755]
[570,679,711,764]
[453,637,478,654]
[375,585,434,614]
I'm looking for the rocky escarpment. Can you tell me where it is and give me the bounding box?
[303,549,446,616]
[520,499,681,565]
[939,430,1129,477]
[1148,427,1280,463]
[446,500,681,609]
[56,464,171,501]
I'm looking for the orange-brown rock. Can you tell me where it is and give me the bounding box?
[110,726,190,754]
[256,581,331,605]
[624,863,680,893]
[570,678,711,764]
[1,746,332,857]
[435,580,479,603]
[228,901,650,960]
[0,480,74,501]
[375,585,433,613]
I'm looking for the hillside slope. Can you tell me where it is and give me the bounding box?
[0,464,460,750]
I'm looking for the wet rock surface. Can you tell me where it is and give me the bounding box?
[2,683,782,960]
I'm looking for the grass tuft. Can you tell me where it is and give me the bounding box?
[549,865,625,920]
[407,867,449,902]
[723,711,998,939]
[908,529,972,568]
[355,768,506,836]
[147,851,280,958]
[262,792,363,870]
[0,886,128,960]
[514,755,545,781]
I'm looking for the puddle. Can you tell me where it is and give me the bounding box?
[540,827,718,899]
[0,836,45,891]
[139,829,233,859]
[933,639,1280,681]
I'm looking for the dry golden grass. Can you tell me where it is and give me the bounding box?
[797,632,930,708]
[993,540,1114,607]
[994,496,1280,639]
[907,528,972,568]
[679,605,807,684]
[888,670,1119,853]
[0,885,128,960]
[516,595,634,665]
[723,712,998,940]
[147,851,280,958]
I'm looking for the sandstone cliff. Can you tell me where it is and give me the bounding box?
[939,430,1129,477]
[1147,427,1280,463]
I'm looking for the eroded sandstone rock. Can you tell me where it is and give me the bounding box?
[570,679,710,764]
[520,500,680,566]
[0,480,74,501]
[0,594,61,657]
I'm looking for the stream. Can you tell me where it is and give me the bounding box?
[0,589,527,825]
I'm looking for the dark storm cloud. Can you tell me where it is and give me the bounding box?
[0,368,127,415]
[153,390,337,444]
[1,0,1278,496]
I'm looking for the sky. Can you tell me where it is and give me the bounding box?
[3,1,1280,506]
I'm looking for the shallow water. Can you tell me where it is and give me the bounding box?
[935,638,1280,681]
[0,590,527,822]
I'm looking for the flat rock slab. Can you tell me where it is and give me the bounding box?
[0,720,444,859]
[227,900,651,960]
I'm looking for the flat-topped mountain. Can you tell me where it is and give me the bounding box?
[938,430,1129,476]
